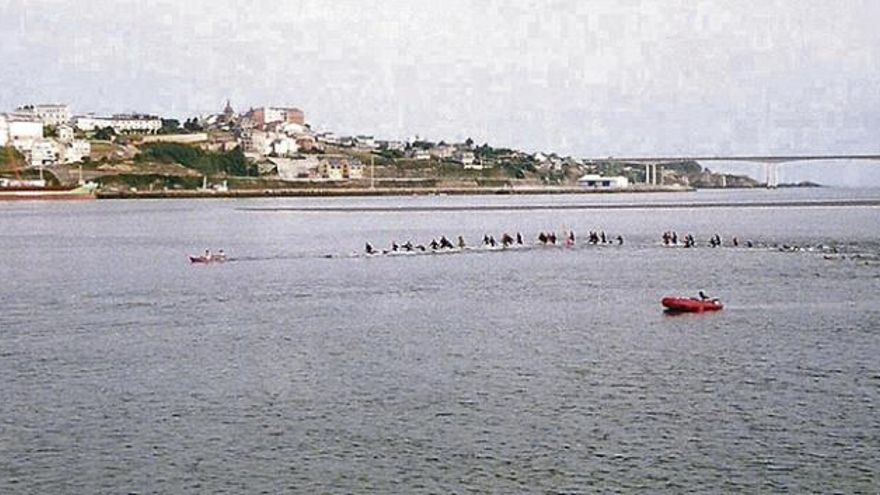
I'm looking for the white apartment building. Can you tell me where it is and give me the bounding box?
[377,140,405,152]
[74,114,162,134]
[0,114,8,147]
[251,106,304,127]
[454,151,476,167]
[270,136,299,157]
[355,135,376,149]
[240,129,272,156]
[278,122,307,136]
[60,140,91,164]
[15,104,71,127]
[57,124,75,143]
[27,139,59,166]
[409,149,431,160]
[7,117,44,152]
[430,144,456,160]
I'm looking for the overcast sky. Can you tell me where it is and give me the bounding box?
[1,0,879,185]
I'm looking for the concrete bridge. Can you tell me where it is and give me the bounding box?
[585,154,880,187]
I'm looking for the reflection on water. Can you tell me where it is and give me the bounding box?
[1,190,879,492]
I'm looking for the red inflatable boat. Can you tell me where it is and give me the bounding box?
[662,297,723,313]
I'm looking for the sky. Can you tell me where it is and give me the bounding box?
[1,0,879,185]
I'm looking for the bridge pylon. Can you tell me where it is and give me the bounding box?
[763,162,779,188]
[643,163,661,186]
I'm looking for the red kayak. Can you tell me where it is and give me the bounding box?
[662,297,723,313]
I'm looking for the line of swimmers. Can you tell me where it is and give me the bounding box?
[662,231,754,248]
[365,230,624,254]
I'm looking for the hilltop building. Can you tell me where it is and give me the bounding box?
[222,99,235,123]
[74,114,162,134]
[14,104,71,127]
[453,150,476,167]
[247,106,305,129]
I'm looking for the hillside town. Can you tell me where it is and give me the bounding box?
[0,101,763,195]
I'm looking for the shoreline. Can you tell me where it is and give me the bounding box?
[95,185,690,199]
[241,199,880,212]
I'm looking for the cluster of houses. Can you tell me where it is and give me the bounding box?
[0,103,173,167]
[200,102,367,180]
[1,101,634,189]
[315,134,482,169]
[0,104,94,167]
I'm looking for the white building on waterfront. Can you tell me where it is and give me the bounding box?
[577,174,629,190]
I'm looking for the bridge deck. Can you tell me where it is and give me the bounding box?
[588,155,880,163]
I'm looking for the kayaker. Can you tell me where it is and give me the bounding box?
[516,232,523,245]
[216,249,226,261]
[458,236,466,249]
[616,235,624,245]
[204,249,212,261]
[699,291,711,301]
[365,242,375,254]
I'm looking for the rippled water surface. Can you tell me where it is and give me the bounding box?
[1,189,879,493]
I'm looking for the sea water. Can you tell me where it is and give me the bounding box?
[1,188,879,493]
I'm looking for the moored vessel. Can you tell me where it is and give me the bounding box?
[0,179,97,201]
